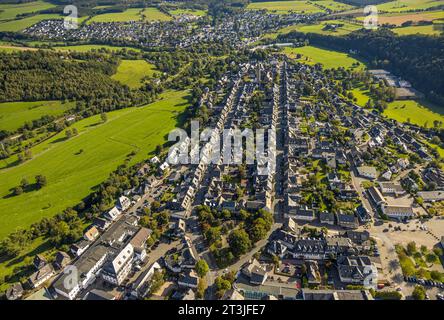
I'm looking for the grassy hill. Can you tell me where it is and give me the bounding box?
[0,90,189,239]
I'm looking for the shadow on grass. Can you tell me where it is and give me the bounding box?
[3,183,40,199]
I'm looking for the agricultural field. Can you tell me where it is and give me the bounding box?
[383,100,444,126]
[283,45,366,69]
[0,90,189,239]
[0,0,55,21]
[312,0,356,12]
[53,44,142,53]
[247,1,324,14]
[111,60,158,88]
[169,9,207,17]
[0,101,74,133]
[393,24,443,35]
[356,10,444,25]
[376,0,444,13]
[88,7,171,24]
[0,14,61,32]
[0,44,38,52]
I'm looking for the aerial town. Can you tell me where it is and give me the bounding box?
[0,0,443,305]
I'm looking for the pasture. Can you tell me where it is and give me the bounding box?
[393,24,443,35]
[0,90,189,239]
[0,0,55,21]
[312,0,355,12]
[53,44,142,53]
[169,9,207,16]
[0,100,74,133]
[376,0,444,13]
[0,14,61,32]
[356,10,444,25]
[283,45,366,69]
[88,8,171,24]
[383,100,444,127]
[112,60,158,88]
[247,1,324,14]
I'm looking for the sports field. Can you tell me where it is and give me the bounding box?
[0,100,74,132]
[283,45,366,69]
[383,100,444,126]
[53,44,142,53]
[376,0,444,13]
[247,1,324,14]
[0,0,55,21]
[88,8,171,24]
[0,14,61,32]
[0,90,189,239]
[112,60,158,88]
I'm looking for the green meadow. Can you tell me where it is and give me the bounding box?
[383,100,444,126]
[393,24,443,35]
[283,45,366,69]
[169,9,207,16]
[0,14,61,32]
[88,8,171,24]
[112,60,158,88]
[0,90,189,239]
[53,44,142,53]
[0,100,74,132]
[0,0,55,21]
[376,0,444,13]
[312,0,355,11]
[247,1,324,14]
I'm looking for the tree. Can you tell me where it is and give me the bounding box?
[20,178,29,189]
[406,241,416,256]
[412,285,426,300]
[228,229,251,257]
[35,175,47,189]
[195,259,209,278]
[14,186,23,196]
[101,112,108,123]
[196,277,207,299]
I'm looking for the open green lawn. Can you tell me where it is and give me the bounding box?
[393,24,443,35]
[350,86,372,107]
[0,90,189,239]
[0,100,74,132]
[283,45,366,69]
[247,1,324,14]
[53,44,142,53]
[376,0,444,13]
[169,8,207,16]
[0,0,55,21]
[0,14,61,32]
[88,7,171,23]
[112,60,157,88]
[383,100,444,127]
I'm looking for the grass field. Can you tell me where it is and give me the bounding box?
[112,60,157,88]
[393,24,443,35]
[383,100,444,126]
[283,45,366,69]
[0,14,61,32]
[169,9,207,16]
[0,101,74,132]
[0,45,38,52]
[0,0,55,21]
[53,44,142,53]
[312,0,355,11]
[0,90,189,239]
[88,8,171,24]
[263,19,362,39]
[356,10,444,25]
[376,0,444,13]
[247,1,324,14]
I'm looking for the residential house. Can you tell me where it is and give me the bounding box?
[28,264,54,289]
[337,256,378,289]
[357,166,377,180]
